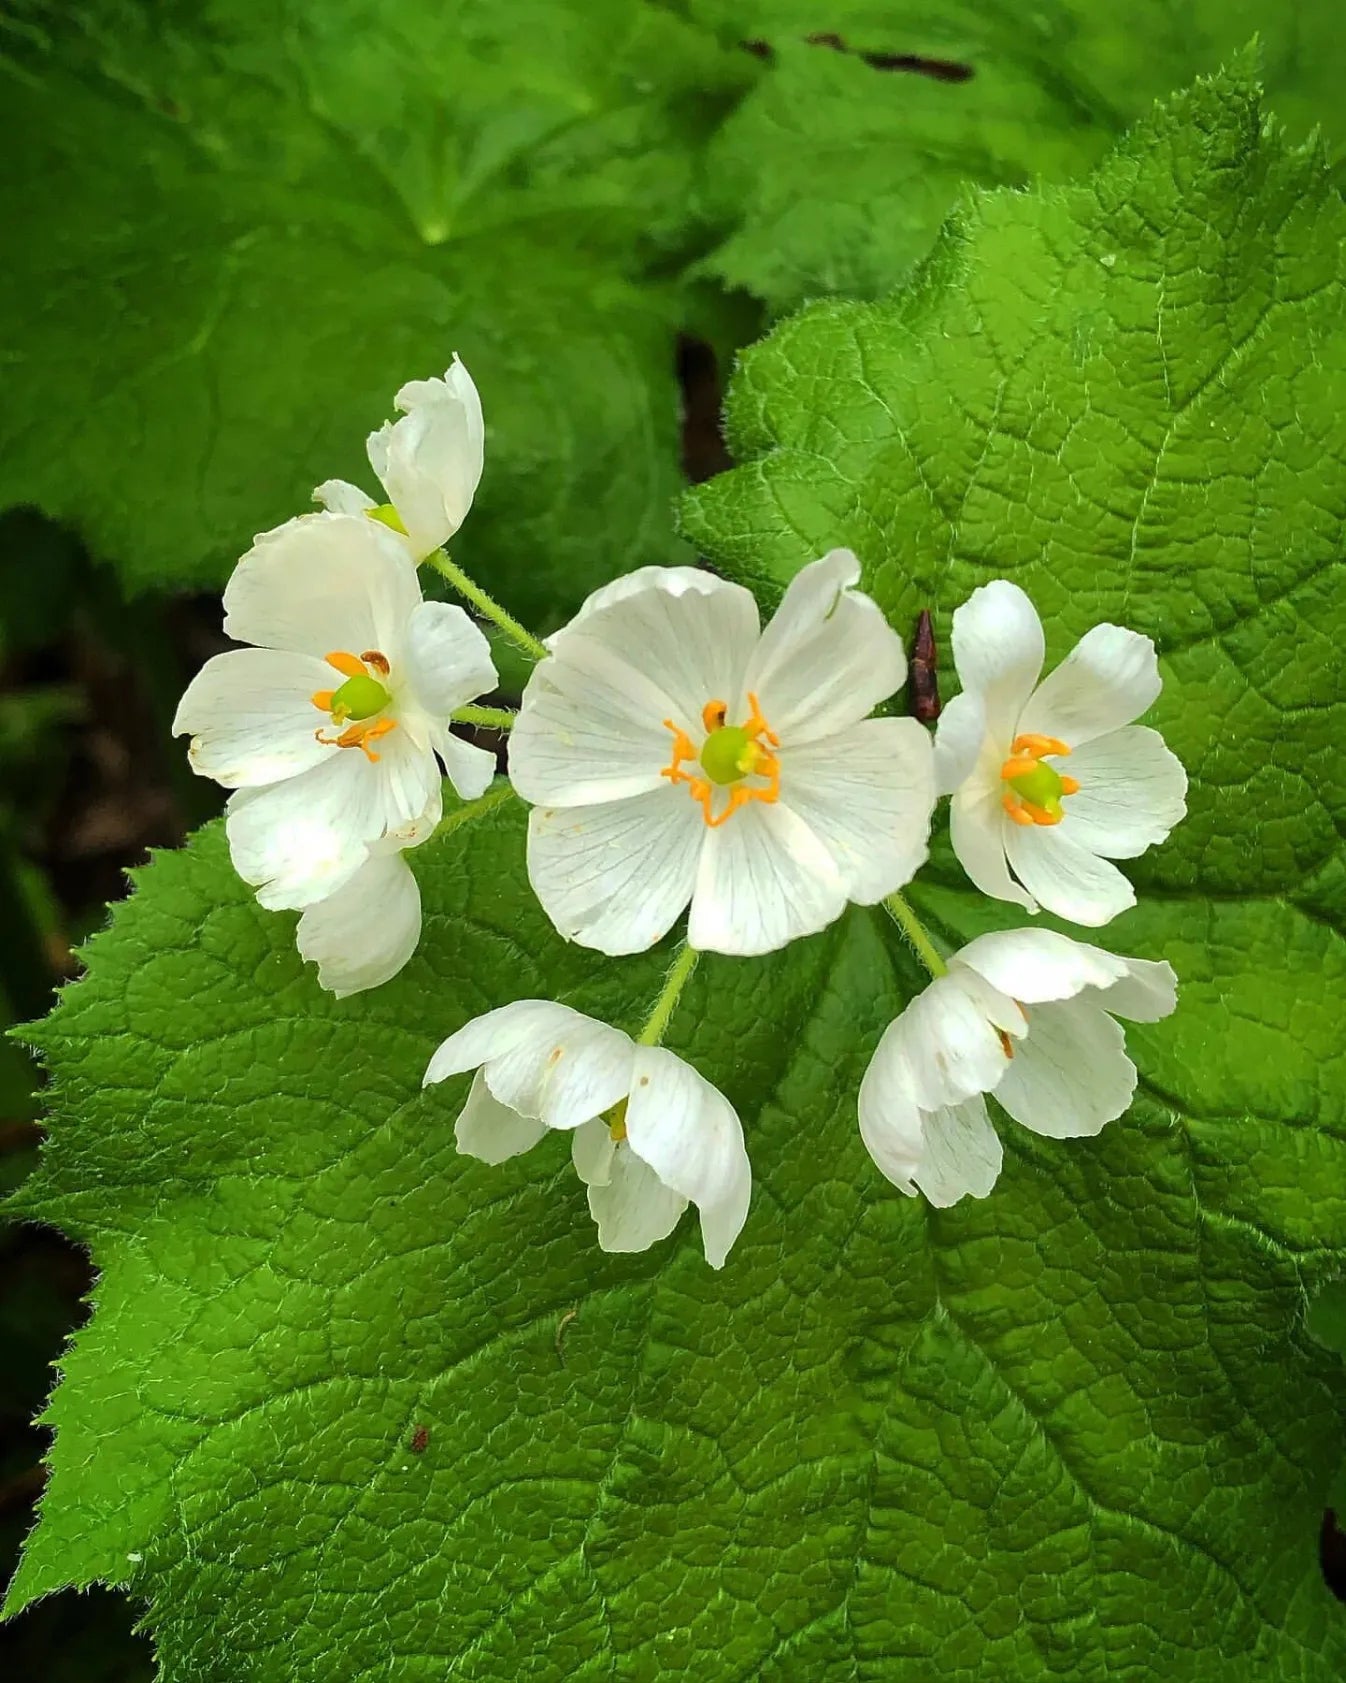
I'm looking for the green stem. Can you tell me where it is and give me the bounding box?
[884,891,948,979]
[426,551,549,663]
[636,943,700,1046]
[451,703,516,731]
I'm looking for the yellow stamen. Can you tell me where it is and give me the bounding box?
[1000,731,1076,826]
[997,1028,1015,1060]
[314,717,398,763]
[311,650,395,756]
[662,691,781,828]
[1003,792,1035,825]
[325,650,368,679]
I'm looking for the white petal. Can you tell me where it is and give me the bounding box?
[550,565,726,645]
[776,716,934,902]
[404,601,497,717]
[226,754,380,909]
[1058,727,1187,859]
[910,1098,1004,1206]
[434,729,498,802]
[454,1070,548,1165]
[891,969,1024,1114]
[313,479,376,516]
[1003,821,1136,926]
[173,648,334,788]
[508,661,671,806]
[526,789,703,956]
[932,689,989,796]
[368,355,485,556]
[625,1047,751,1269]
[537,568,760,738]
[948,791,1038,913]
[223,513,423,661]
[586,1146,688,1256]
[858,1031,1002,1207]
[570,1117,617,1186]
[688,799,846,957]
[423,1000,633,1131]
[741,550,907,744]
[954,928,1131,1005]
[949,580,1044,724]
[1094,957,1178,1024]
[295,848,421,997]
[1018,623,1161,747]
[994,997,1136,1138]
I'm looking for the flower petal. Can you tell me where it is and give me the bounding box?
[550,565,726,646]
[570,1116,617,1187]
[688,799,846,957]
[1003,821,1136,926]
[1094,956,1178,1023]
[776,716,934,902]
[508,662,671,806]
[858,1031,1003,1207]
[948,791,1038,914]
[434,729,498,802]
[223,512,423,660]
[1058,726,1187,859]
[949,579,1044,727]
[954,928,1131,1005]
[313,479,376,516]
[932,689,989,796]
[294,847,421,997]
[527,788,703,956]
[173,648,335,788]
[993,997,1136,1137]
[586,1145,688,1256]
[454,1070,548,1165]
[891,969,1024,1114]
[368,355,485,556]
[741,550,907,744]
[1018,623,1161,747]
[625,1047,751,1269]
[425,999,580,1087]
[226,753,382,909]
[404,601,497,717]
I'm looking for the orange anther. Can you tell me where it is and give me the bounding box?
[663,698,781,828]
[997,1028,1016,1060]
[325,650,367,679]
[1011,733,1070,759]
[1000,755,1038,780]
[1018,798,1061,826]
[1059,774,1080,796]
[311,688,335,712]
[315,716,398,762]
[361,649,391,675]
[1002,791,1034,825]
[701,700,728,732]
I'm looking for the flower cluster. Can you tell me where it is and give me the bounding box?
[178,362,1186,1268]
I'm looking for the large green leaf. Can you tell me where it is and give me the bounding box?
[10,64,1346,1683]
[689,1,1346,310]
[0,0,747,620]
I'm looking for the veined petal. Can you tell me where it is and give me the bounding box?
[433,729,498,802]
[1094,956,1178,1023]
[625,1047,751,1269]
[527,789,702,956]
[570,1117,617,1187]
[949,791,1038,914]
[509,664,670,806]
[223,512,423,660]
[994,997,1136,1138]
[1059,726,1187,859]
[895,969,1024,1114]
[1018,623,1162,747]
[777,716,934,903]
[454,1070,548,1165]
[550,565,726,647]
[173,648,335,788]
[741,550,907,744]
[294,847,421,997]
[425,999,580,1086]
[226,753,383,909]
[586,1146,688,1256]
[1004,821,1136,926]
[368,355,485,556]
[858,1029,1002,1206]
[955,928,1131,1005]
[688,799,846,957]
[932,689,990,796]
[312,479,376,516]
[404,601,497,718]
[910,1098,1004,1206]
[949,580,1044,727]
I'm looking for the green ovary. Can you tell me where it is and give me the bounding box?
[1008,760,1065,816]
[331,673,391,721]
[699,725,756,786]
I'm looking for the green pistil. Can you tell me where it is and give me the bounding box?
[1008,759,1065,818]
[367,503,409,535]
[330,672,391,721]
[699,725,755,786]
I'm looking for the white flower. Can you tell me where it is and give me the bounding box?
[294,798,436,998]
[934,580,1187,926]
[859,927,1177,1206]
[507,550,935,957]
[315,355,484,559]
[174,511,498,908]
[424,1001,751,1268]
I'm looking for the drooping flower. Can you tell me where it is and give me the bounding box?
[315,355,484,559]
[174,511,498,908]
[424,1000,751,1268]
[859,928,1176,1206]
[294,798,436,998]
[934,580,1187,926]
[507,550,936,957]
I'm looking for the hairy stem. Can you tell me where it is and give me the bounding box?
[426,551,549,663]
[637,942,700,1046]
[884,891,948,978]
